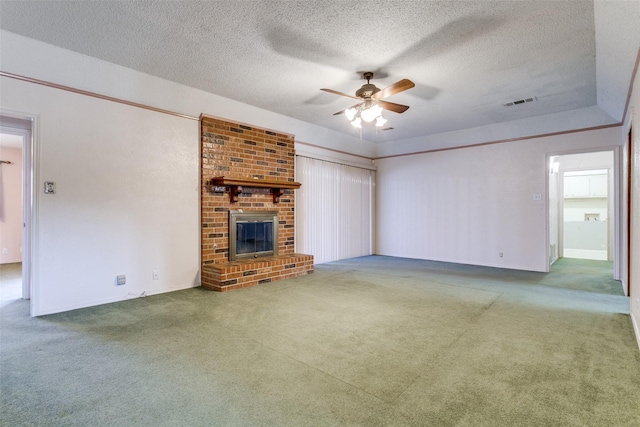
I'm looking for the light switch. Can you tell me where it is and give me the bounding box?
[44,181,56,194]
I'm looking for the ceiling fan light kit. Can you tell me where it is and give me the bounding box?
[346,102,386,128]
[321,72,415,129]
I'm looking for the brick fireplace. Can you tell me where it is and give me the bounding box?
[200,115,313,291]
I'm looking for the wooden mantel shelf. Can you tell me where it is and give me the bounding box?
[209,176,301,203]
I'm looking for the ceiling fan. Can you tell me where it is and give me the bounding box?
[321,72,415,128]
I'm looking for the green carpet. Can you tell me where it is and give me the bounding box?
[1,256,638,426]
[544,257,623,295]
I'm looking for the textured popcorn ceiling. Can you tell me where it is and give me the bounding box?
[1,1,639,143]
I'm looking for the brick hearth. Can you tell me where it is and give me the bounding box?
[201,254,314,292]
[200,115,313,291]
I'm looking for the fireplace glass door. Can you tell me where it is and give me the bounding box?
[236,221,274,256]
[229,210,278,261]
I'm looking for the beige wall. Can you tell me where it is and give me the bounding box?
[0,147,22,264]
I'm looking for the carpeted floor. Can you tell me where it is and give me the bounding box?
[544,257,624,295]
[1,256,638,426]
[0,262,22,306]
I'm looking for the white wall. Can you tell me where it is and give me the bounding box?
[0,147,22,263]
[564,198,608,222]
[624,52,640,349]
[2,78,200,315]
[375,127,622,272]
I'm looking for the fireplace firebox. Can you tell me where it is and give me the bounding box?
[229,210,278,261]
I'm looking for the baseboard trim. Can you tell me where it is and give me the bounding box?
[33,282,199,317]
[632,312,640,352]
[372,253,547,273]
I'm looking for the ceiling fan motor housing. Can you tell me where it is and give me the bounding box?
[356,83,380,99]
[320,71,413,116]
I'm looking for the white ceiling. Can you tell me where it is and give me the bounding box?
[1,1,639,144]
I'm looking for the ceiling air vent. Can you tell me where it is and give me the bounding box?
[381,127,394,131]
[503,96,538,107]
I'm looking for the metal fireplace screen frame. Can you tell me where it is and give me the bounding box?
[229,210,278,261]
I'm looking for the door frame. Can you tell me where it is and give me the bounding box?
[545,146,622,282]
[1,108,38,314]
[626,123,633,296]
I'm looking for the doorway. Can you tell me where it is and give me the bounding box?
[0,113,34,310]
[548,150,618,288]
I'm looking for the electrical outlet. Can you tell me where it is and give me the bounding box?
[499,252,504,258]
[532,193,542,201]
[153,270,159,280]
[116,275,126,286]
[1,248,7,255]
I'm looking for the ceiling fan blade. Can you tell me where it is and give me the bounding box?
[333,102,363,116]
[321,88,360,100]
[372,79,415,100]
[378,100,410,114]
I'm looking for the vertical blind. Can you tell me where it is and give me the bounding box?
[295,156,374,264]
